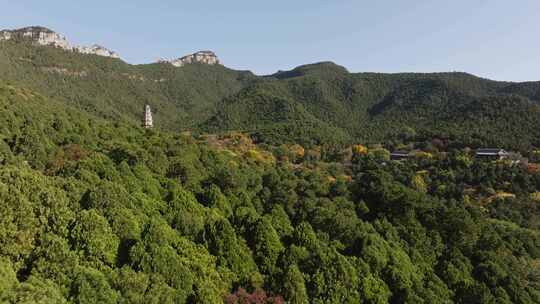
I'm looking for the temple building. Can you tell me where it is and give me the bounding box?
[475,148,509,160]
[390,150,412,161]
[143,104,153,128]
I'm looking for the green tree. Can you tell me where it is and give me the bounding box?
[283,264,309,304]
[71,267,118,304]
[71,210,119,266]
[0,258,17,302]
[252,216,284,275]
[360,274,391,304]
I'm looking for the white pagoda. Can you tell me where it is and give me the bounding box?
[142,104,153,129]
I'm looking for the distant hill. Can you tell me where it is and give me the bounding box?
[203,63,540,149]
[2,27,540,149]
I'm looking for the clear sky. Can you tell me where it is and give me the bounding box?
[1,0,539,81]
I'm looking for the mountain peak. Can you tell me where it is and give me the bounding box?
[0,26,120,59]
[10,25,55,33]
[159,50,221,67]
[272,61,348,79]
[0,26,71,49]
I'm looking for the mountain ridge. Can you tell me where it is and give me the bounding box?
[2,25,536,82]
[1,25,540,150]
[0,26,120,59]
[0,26,226,68]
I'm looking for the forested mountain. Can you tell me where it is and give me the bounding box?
[1,78,539,304]
[2,35,540,149]
[205,63,540,148]
[0,39,255,130]
[1,28,540,304]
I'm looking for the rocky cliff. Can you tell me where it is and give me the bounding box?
[161,51,221,67]
[0,26,223,65]
[0,26,120,59]
[75,44,119,58]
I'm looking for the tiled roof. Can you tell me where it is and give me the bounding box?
[476,148,508,155]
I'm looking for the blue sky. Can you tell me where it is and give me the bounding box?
[1,0,539,81]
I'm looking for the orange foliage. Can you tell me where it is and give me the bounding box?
[527,163,540,174]
[46,144,89,175]
[63,144,89,162]
[289,144,305,159]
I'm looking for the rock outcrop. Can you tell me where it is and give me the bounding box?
[0,26,222,64]
[161,51,221,67]
[0,26,71,49]
[0,26,120,59]
[75,44,119,58]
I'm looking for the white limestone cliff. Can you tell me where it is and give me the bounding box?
[160,51,221,67]
[0,26,120,59]
[0,26,222,65]
[75,44,120,59]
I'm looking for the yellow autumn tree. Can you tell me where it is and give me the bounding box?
[411,174,428,193]
[288,144,305,163]
[414,151,433,160]
[352,144,368,155]
[529,192,540,202]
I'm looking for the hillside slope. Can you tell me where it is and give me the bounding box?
[0,40,254,130]
[0,81,539,304]
[205,63,540,148]
[2,33,540,149]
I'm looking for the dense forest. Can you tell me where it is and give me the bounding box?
[0,38,540,303]
[2,41,540,149]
